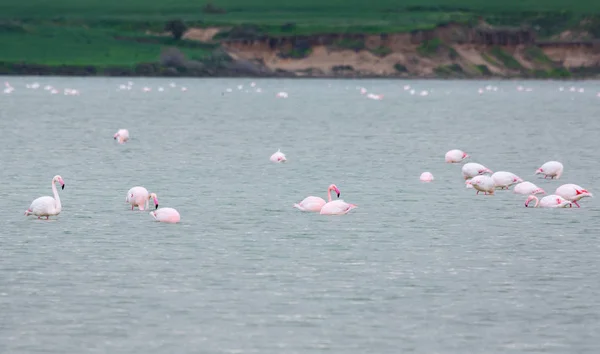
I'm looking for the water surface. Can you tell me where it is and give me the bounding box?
[1,78,599,353]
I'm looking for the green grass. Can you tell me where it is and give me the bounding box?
[523,46,553,65]
[489,46,523,70]
[0,25,212,66]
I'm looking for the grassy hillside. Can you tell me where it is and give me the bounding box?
[1,1,599,75]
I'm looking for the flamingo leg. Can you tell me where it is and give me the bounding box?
[46,216,49,220]
[131,205,134,210]
[574,201,581,208]
[476,191,480,195]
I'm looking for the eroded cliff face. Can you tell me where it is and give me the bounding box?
[187,24,600,78]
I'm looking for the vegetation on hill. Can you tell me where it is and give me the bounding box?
[0,0,599,77]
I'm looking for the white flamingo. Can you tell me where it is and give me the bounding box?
[25,175,65,219]
[126,187,158,211]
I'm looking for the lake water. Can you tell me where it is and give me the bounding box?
[1,77,599,353]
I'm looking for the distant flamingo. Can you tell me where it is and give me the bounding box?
[320,199,357,215]
[535,161,563,179]
[462,162,493,180]
[445,149,469,163]
[555,184,593,207]
[113,129,129,144]
[276,92,288,98]
[270,149,287,163]
[513,181,545,195]
[294,184,340,212]
[465,175,495,195]
[150,208,180,223]
[420,172,434,182]
[126,187,158,211]
[491,171,523,190]
[25,175,65,219]
[525,195,572,208]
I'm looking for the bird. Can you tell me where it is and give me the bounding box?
[320,200,357,215]
[535,161,563,179]
[445,149,469,163]
[270,149,287,163]
[25,175,65,219]
[554,184,593,208]
[420,172,434,182]
[462,162,493,180]
[294,184,340,212]
[150,208,180,223]
[491,171,523,190]
[113,129,129,144]
[126,187,158,211]
[465,175,495,195]
[513,182,545,195]
[524,195,572,208]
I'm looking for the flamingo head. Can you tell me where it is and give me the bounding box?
[465,180,474,189]
[557,197,572,208]
[113,132,119,139]
[462,152,469,159]
[525,195,538,207]
[513,176,524,183]
[329,184,341,198]
[53,175,65,190]
[535,168,543,175]
[478,168,492,175]
[149,193,159,209]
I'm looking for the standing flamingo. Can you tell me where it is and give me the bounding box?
[294,184,340,212]
[445,149,469,163]
[513,182,545,195]
[491,171,523,190]
[535,161,563,179]
[555,184,593,207]
[126,186,158,210]
[270,149,287,163]
[113,129,129,144]
[25,175,65,219]
[150,208,180,223]
[524,195,572,208]
[320,199,357,215]
[465,175,495,195]
[462,162,493,180]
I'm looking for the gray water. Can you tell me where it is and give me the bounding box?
[1,77,600,353]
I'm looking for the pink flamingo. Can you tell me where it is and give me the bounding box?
[462,162,493,180]
[525,195,572,208]
[513,182,545,195]
[555,184,592,208]
[445,149,469,163]
[294,184,340,212]
[113,129,129,144]
[465,175,495,195]
[320,199,357,215]
[25,175,65,219]
[420,172,434,182]
[270,149,287,163]
[126,186,158,210]
[150,208,180,223]
[491,171,523,190]
[535,161,563,179]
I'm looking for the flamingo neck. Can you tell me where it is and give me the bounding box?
[52,180,61,210]
[327,188,332,202]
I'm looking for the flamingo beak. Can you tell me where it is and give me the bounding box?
[61,184,65,190]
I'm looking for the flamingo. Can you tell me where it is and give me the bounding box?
[294,184,340,212]
[25,175,65,219]
[524,195,572,208]
[150,208,180,223]
[491,171,523,190]
[535,161,563,179]
[126,187,158,211]
[113,129,129,144]
[465,175,495,195]
[320,199,357,215]
[420,172,434,182]
[270,149,287,163]
[513,182,545,195]
[555,184,593,208]
[445,149,469,163]
[462,162,493,180]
